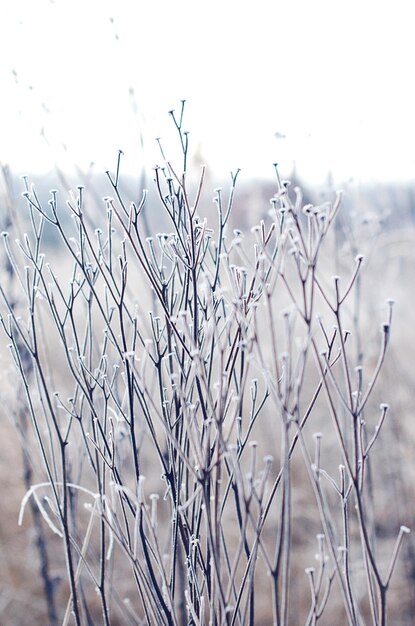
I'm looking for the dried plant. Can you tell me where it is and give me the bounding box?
[0,103,410,625]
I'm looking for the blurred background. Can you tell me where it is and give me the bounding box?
[1,1,414,624]
[1,0,415,184]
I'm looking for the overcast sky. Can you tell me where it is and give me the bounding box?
[1,0,414,185]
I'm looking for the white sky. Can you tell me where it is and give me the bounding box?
[1,0,414,185]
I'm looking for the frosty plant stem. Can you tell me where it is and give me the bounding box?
[0,103,410,626]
